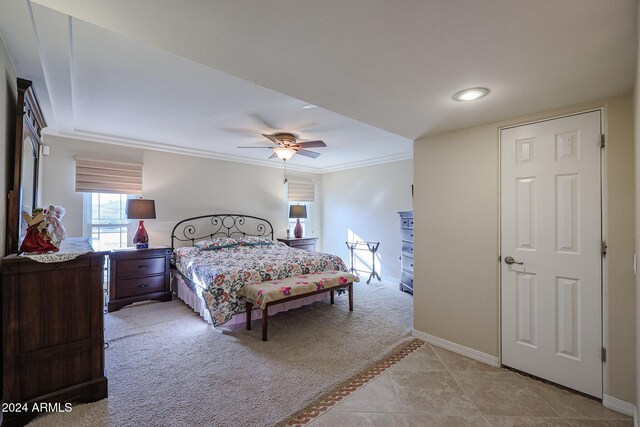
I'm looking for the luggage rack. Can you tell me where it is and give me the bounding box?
[345,241,381,284]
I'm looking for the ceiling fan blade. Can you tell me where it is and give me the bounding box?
[296,149,321,159]
[296,140,326,148]
[261,134,279,144]
[250,113,278,131]
[268,152,278,159]
[237,146,274,148]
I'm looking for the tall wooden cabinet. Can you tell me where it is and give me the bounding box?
[398,211,414,294]
[1,248,108,426]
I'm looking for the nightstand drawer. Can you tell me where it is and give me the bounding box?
[116,257,165,279]
[290,243,315,251]
[116,275,166,298]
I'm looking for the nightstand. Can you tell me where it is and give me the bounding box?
[108,246,172,312]
[277,237,319,251]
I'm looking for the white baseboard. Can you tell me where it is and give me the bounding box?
[412,329,500,367]
[602,393,636,418]
[635,405,638,427]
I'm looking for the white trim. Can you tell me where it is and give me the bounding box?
[602,393,636,417]
[43,128,413,174]
[634,405,638,427]
[412,329,500,367]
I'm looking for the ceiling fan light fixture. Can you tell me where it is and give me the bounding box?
[452,87,490,102]
[274,146,296,160]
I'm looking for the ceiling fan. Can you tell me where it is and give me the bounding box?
[237,133,326,160]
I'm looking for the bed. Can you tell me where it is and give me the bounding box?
[170,214,348,326]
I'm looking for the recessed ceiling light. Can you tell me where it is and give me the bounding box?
[452,87,489,102]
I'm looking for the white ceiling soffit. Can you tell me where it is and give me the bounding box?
[1,2,412,174]
[30,0,638,140]
[0,0,56,127]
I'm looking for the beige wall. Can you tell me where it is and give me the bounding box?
[0,35,17,258]
[40,135,322,248]
[321,160,413,281]
[414,93,636,403]
[635,5,640,413]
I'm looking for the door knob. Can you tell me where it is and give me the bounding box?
[504,256,524,265]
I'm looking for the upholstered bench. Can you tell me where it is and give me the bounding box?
[240,271,359,341]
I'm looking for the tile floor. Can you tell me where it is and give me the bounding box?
[308,344,632,426]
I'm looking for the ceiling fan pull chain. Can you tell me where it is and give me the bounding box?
[283,159,288,183]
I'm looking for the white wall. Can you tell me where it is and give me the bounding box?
[40,135,322,247]
[0,35,17,258]
[321,160,413,281]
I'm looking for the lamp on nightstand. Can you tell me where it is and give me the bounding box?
[126,199,156,249]
[289,204,307,238]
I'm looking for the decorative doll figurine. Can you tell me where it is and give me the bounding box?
[44,205,67,248]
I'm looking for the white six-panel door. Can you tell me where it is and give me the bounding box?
[500,111,602,398]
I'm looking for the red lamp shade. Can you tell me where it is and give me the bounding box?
[289,205,307,239]
[126,199,156,249]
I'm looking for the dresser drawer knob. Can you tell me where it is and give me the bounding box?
[137,284,148,288]
[137,265,147,269]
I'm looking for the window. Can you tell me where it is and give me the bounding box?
[288,201,311,237]
[83,193,131,250]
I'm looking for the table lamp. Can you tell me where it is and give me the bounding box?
[289,205,307,238]
[126,199,156,249]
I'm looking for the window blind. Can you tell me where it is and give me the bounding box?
[287,181,315,202]
[75,157,143,195]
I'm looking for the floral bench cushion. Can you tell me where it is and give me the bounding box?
[240,270,359,309]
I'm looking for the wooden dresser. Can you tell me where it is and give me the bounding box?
[276,237,318,251]
[398,211,414,294]
[108,246,172,312]
[0,244,108,426]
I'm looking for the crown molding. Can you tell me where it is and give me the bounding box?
[43,128,413,175]
[316,151,413,174]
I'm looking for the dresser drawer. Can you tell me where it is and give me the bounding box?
[290,243,315,251]
[401,228,414,242]
[116,275,166,298]
[402,254,414,272]
[401,217,414,228]
[401,241,414,256]
[116,257,165,279]
[401,269,414,290]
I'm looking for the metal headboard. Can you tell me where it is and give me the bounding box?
[170,214,274,248]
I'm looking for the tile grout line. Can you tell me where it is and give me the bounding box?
[386,361,412,423]
[286,339,426,426]
[428,344,490,425]
[503,367,565,419]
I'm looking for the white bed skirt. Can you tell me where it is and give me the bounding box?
[172,274,329,326]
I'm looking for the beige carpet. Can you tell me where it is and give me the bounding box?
[29,280,413,427]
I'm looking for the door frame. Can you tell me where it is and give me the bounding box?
[497,107,606,396]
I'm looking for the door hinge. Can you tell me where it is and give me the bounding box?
[600,134,605,148]
[601,240,607,257]
[498,255,501,263]
[601,347,607,363]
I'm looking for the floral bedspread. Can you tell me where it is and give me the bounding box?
[240,271,359,309]
[173,242,348,325]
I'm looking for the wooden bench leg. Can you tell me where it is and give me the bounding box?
[246,302,252,330]
[348,283,353,311]
[262,307,268,341]
[330,289,335,304]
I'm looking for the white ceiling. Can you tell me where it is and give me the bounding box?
[1,0,637,173]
